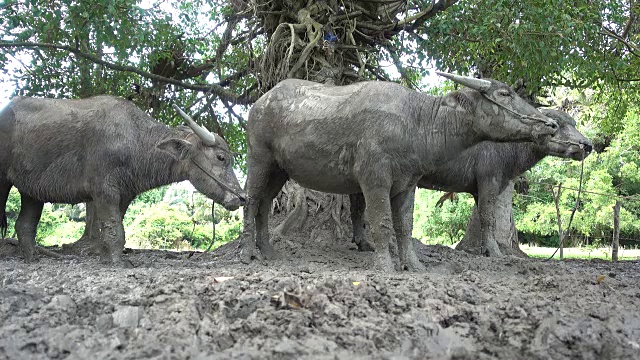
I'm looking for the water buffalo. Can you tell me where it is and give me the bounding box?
[350,108,592,262]
[242,72,560,271]
[0,96,246,263]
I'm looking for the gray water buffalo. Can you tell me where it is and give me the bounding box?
[242,72,560,271]
[350,108,592,263]
[0,96,246,263]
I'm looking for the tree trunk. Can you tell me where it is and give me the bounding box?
[455,181,528,257]
[269,181,353,248]
[612,200,621,261]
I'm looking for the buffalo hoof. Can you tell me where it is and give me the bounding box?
[402,247,425,272]
[99,254,112,265]
[356,238,375,252]
[257,242,277,261]
[99,252,131,267]
[240,248,253,264]
[402,257,425,272]
[388,241,399,258]
[22,253,38,263]
[106,258,133,268]
[373,251,395,272]
[20,246,38,263]
[482,240,504,257]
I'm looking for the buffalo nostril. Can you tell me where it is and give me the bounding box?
[238,195,247,205]
[583,143,593,154]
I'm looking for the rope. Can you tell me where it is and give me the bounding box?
[187,203,217,261]
[190,158,245,199]
[481,93,557,128]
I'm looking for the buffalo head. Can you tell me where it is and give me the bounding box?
[437,72,559,142]
[538,108,592,160]
[157,105,246,210]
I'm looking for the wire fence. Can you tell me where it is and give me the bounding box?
[521,180,640,202]
[512,176,640,253]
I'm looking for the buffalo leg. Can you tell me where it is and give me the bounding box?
[392,188,423,271]
[74,202,102,255]
[0,182,11,239]
[75,202,107,255]
[241,196,259,263]
[15,194,44,262]
[477,178,503,257]
[242,147,278,263]
[93,196,125,264]
[349,193,374,251]
[78,203,95,243]
[82,196,133,256]
[361,186,395,271]
[255,171,288,260]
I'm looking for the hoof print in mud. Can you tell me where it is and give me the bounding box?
[271,292,306,310]
[112,306,144,329]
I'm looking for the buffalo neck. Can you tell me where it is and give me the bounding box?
[129,124,187,194]
[414,93,486,167]
[501,142,548,180]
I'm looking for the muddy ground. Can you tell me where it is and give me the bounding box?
[1,231,640,360]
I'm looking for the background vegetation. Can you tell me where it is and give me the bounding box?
[4,184,242,250]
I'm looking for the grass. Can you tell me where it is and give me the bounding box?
[521,244,640,261]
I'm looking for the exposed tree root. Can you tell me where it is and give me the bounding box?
[273,182,308,236]
[2,238,64,259]
[272,181,352,244]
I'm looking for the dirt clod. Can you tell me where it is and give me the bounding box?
[1,235,639,359]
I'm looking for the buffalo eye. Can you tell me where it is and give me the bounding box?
[498,90,511,97]
[217,154,225,162]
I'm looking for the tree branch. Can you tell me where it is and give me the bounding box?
[219,96,248,132]
[214,17,240,67]
[599,27,640,59]
[409,0,460,31]
[620,10,636,39]
[0,41,258,104]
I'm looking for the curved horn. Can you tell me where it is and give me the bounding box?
[435,71,492,93]
[172,104,217,146]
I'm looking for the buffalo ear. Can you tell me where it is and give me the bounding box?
[157,138,193,160]
[441,91,474,112]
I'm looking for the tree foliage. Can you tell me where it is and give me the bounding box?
[123,186,242,250]
[513,100,640,247]
[413,190,474,245]
[415,1,639,127]
[0,0,461,159]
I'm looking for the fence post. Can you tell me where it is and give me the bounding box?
[612,200,621,262]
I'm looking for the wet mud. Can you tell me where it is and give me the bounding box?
[1,233,640,359]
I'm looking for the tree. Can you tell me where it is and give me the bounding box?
[1,0,639,254]
[454,181,528,257]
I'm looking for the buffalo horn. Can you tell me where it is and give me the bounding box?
[172,104,217,146]
[435,71,492,93]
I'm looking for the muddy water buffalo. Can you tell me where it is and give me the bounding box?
[0,96,246,263]
[242,72,560,271]
[351,108,592,262]
[72,105,248,255]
